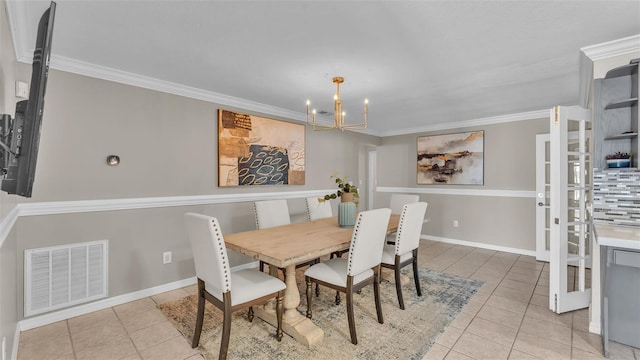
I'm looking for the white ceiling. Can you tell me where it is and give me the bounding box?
[7,0,640,136]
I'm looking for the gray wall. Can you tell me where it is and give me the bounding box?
[7,67,380,322]
[376,119,549,251]
[21,70,379,202]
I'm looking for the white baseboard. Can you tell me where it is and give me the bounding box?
[423,235,537,257]
[18,276,196,332]
[10,326,19,360]
[13,260,258,358]
[589,321,601,335]
[17,259,259,333]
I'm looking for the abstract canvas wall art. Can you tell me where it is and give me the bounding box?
[218,109,305,186]
[417,131,484,185]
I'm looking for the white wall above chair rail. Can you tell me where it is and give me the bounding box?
[376,187,536,198]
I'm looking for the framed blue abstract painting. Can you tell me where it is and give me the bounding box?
[218,109,305,186]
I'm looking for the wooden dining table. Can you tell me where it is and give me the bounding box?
[224,214,400,347]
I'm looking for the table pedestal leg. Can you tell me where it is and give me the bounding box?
[255,264,324,348]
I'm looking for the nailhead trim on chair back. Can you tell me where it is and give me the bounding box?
[346,208,392,276]
[395,202,428,256]
[185,213,231,292]
[254,200,291,229]
[305,197,333,221]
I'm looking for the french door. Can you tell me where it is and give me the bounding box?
[536,132,593,266]
[548,106,592,314]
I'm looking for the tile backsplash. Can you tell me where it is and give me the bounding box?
[593,169,640,227]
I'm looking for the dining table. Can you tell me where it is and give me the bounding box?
[224,214,400,347]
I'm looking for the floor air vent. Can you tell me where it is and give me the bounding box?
[25,240,108,317]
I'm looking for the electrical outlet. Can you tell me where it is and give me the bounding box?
[163,251,172,264]
[15,81,28,99]
[453,220,459,228]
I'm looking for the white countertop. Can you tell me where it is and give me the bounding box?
[594,223,640,250]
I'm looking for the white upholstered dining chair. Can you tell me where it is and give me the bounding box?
[304,207,392,345]
[389,193,420,215]
[254,199,291,272]
[254,199,291,229]
[184,213,285,360]
[305,197,333,221]
[387,193,420,244]
[381,202,428,309]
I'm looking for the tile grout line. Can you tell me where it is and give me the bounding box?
[440,248,514,360]
[65,319,78,360]
[504,255,546,360]
[112,304,145,359]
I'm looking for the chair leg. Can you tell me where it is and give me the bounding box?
[346,284,357,345]
[191,280,206,348]
[312,258,320,296]
[219,293,232,360]
[248,306,254,322]
[394,257,405,310]
[259,261,265,272]
[373,267,384,324]
[276,291,284,341]
[332,253,342,304]
[305,276,313,319]
[413,249,422,297]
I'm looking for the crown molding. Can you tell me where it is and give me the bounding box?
[577,34,640,112]
[4,0,29,63]
[48,55,390,137]
[48,55,308,124]
[578,51,594,108]
[581,34,640,62]
[378,109,549,137]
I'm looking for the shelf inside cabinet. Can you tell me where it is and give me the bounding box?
[605,62,638,79]
[605,97,638,110]
[605,132,638,140]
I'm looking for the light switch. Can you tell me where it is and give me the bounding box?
[15,81,29,99]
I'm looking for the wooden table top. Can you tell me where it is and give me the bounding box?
[224,214,399,268]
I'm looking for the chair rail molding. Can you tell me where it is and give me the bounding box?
[376,187,536,198]
[0,189,335,246]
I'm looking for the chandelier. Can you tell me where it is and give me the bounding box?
[306,77,368,131]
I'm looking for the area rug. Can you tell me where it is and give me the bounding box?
[158,268,482,360]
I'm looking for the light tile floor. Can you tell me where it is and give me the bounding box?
[17,240,640,360]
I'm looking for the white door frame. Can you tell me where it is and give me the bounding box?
[368,150,376,210]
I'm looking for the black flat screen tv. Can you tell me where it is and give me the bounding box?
[1,2,56,197]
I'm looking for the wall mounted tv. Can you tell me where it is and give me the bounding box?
[0,1,56,198]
